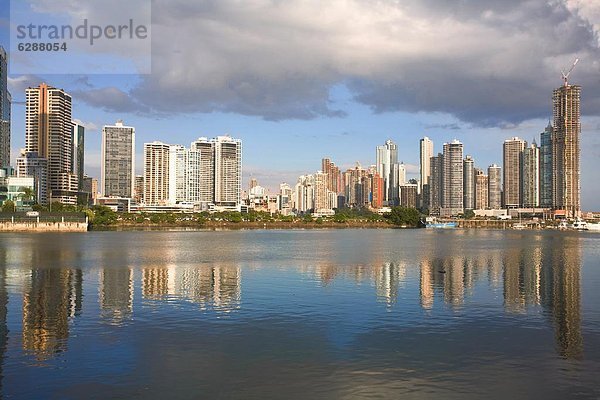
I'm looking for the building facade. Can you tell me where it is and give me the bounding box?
[442,140,463,215]
[474,168,489,210]
[0,47,10,169]
[101,121,135,198]
[552,84,581,217]
[463,155,475,210]
[143,141,171,206]
[522,142,540,208]
[429,153,443,214]
[72,122,85,200]
[26,84,77,204]
[503,137,526,208]
[420,137,433,199]
[376,140,399,205]
[488,164,502,209]
[540,123,553,208]
[16,151,48,206]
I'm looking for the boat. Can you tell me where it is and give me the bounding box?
[587,222,600,231]
[425,222,458,229]
[572,219,588,231]
[423,217,458,229]
[557,220,570,230]
[512,223,526,230]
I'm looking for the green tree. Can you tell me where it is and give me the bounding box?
[90,205,117,226]
[387,206,420,227]
[464,209,476,219]
[1,200,15,213]
[302,213,313,223]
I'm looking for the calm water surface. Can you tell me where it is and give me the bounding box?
[0,229,599,399]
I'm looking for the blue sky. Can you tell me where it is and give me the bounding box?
[2,1,600,209]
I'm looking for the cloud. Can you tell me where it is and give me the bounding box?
[26,0,600,127]
[7,75,45,96]
[71,87,149,114]
[72,118,99,132]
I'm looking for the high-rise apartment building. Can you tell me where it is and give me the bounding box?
[463,155,475,210]
[133,175,144,203]
[314,172,329,212]
[213,136,242,209]
[429,153,443,214]
[442,140,463,215]
[420,137,433,193]
[376,140,399,205]
[16,151,48,205]
[400,184,418,208]
[474,168,488,210]
[322,158,341,195]
[101,121,135,198]
[0,47,10,169]
[72,122,85,198]
[143,141,171,206]
[522,142,540,208]
[540,122,553,208]
[488,164,502,209]
[503,137,526,208]
[552,83,581,217]
[191,138,215,204]
[168,144,202,204]
[25,83,77,204]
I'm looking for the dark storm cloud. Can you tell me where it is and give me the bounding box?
[33,0,600,126]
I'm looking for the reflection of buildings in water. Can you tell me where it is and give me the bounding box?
[540,236,583,360]
[313,264,339,286]
[420,259,434,309]
[0,269,7,392]
[444,257,465,307]
[142,265,241,312]
[99,268,133,323]
[374,262,405,306]
[487,252,503,289]
[503,246,542,313]
[142,267,169,299]
[22,268,82,360]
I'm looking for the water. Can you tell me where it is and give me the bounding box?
[0,229,599,399]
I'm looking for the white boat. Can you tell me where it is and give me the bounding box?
[572,219,588,231]
[586,222,600,231]
[512,223,526,230]
[557,220,570,230]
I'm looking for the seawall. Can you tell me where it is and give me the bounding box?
[0,221,89,232]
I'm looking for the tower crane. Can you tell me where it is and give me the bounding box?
[561,58,579,87]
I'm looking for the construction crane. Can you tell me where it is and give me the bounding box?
[561,58,579,86]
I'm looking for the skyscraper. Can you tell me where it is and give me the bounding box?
[71,122,85,199]
[540,122,553,208]
[522,142,540,208]
[143,141,171,206]
[101,121,135,198]
[0,47,10,169]
[322,158,341,195]
[25,83,77,204]
[552,83,581,217]
[474,168,489,210]
[191,138,215,204]
[503,137,526,208]
[376,140,399,205]
[488,164,502,209]
[463,155,475,210]
[213,136,242,209]
[419,136,433,196]
[429,153,443,214]
[442,140,463,216]
[168,144,202,204]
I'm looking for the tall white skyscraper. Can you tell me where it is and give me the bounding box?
[168,144,202,204]
[419,136,433,193]
[463,155,475,210]
[101,121,135,198]
[143,141,171,206]
[522,142,540,208]
[213,136,242,209]
[376,140,399,205]
[191,138,215,204]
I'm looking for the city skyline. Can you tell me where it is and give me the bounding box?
[1,2,600,209]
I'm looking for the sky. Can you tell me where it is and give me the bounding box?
[2,0,600,209]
